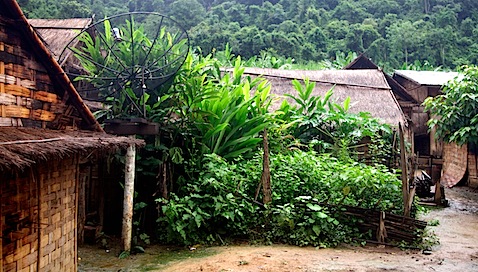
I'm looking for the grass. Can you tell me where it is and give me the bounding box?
[138,246,217,271]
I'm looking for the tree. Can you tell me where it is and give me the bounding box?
[423,66,478,146]
[168,0,206,30]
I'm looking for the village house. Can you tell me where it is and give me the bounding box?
[0,0,142,271]
[392,70,478,188]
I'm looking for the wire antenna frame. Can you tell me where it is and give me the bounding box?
[60,12,189,120]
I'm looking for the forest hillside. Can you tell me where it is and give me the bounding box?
[18,0,478,70]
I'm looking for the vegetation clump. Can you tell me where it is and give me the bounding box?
[71,21,425,249]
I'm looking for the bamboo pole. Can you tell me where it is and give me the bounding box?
[261,128,271,204]
[121,137,136,252]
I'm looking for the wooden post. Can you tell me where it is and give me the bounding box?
[434,180,442,205]
[122,138,136,252]
[376,211,387,243]
[399,123,411,217]
[261,128,271,204]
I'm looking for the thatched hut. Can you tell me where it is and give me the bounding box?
[344,55,448,182]
[236,67,407,126]
[0,1,142,271]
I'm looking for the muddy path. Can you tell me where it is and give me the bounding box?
[78,186,478,272]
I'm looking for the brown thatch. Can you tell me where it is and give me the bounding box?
[344,54,420,105]
[28,18,92,65]
[236,68,407,126]
[0,127,144,171]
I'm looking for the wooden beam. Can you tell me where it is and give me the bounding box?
[121,138,136,252]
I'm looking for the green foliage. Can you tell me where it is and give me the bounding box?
[20,0,478,70]
[171,51,272,160]
[424,65,478,147]
[278,79,394,163]
[156,154,260,245]
[157,150,404,247]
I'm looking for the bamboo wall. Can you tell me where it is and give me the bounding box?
[468,152,478,188]
[1,157,78,272]
[0,17,81,130]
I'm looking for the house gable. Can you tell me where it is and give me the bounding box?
[0,0,100,131]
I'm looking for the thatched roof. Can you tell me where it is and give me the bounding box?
[345,55,419,105]
[236,68,407,126]
[2,0,101,131]
[343,53,379,70]
[394,70,461,86]
[0,127,144,171]
[28,18,92,65]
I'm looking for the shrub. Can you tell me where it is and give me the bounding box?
[156,150,404,246]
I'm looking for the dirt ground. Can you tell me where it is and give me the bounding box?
[78,186,478,272]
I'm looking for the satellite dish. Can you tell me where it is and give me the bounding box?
[60,12,189,124]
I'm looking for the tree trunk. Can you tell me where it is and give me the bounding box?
[261,128,272,204]
[122,138,136,252]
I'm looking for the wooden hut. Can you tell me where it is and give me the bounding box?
[236,67,407,126]
[345,55,447,182]
[391,70,478,188]
[27,18,93,67]
[0,1,142,271]
[344,55,421,130]
[392,70,460,156]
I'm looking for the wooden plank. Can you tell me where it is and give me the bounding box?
[34,91,60,104]
[3,84,60,103]
[3,105,56,121]
[399,123,411,217]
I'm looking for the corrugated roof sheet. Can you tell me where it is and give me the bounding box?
[394,70,461,86]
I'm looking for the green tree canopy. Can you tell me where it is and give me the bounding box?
[424,66,478,146]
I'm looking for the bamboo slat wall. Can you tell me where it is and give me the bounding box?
[468,153,478,188]
[0,17,82,130]
[1,158,78,272]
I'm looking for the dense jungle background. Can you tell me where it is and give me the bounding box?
[17,0,478,71]
[15,0,478,250]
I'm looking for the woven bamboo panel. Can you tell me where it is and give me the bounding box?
[0,16,84,129]
[441,142,468,187]
[1,171,39,272]
[468,153,478,188]
[38,158,78,272]
[1,158,78,272]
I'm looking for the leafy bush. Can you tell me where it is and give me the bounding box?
[156,154,260,245]
[156,150,404,247]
